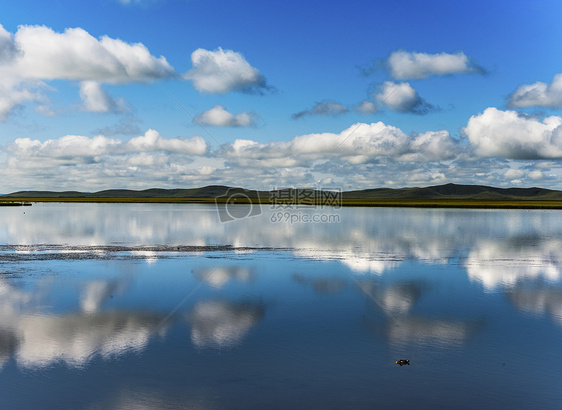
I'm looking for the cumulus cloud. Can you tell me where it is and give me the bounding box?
[387,50,485,80]
[0,24,175,120]
[8,129,208,159]
[504,168,525,180]
[127,129,208,155]
[194,105,256,127]
[184,47,270,94]
[4,111,562,191]
[225,122,410,165]
[397,131,458,161]
[9,25,174,83]
[0,24,19,63]
[223,121,458,166]
[507,73,562,108]
[292,100,349,119]
[0,81,45,121]
[375,81,436,115]
[0,129,212,192]
[79,81,128,113]
[464,107,562,159]
[354,100,376,115]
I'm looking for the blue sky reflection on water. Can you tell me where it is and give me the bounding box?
[0,204,561,408]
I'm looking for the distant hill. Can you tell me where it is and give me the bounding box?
[3,183,562,200]
[341,183,562,200]
[2,185,266,199]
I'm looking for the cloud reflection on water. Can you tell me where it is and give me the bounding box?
[1,205,562,367]
[465,238,562,290]
[80,278,129,314]
[192,266,254,289]
[386,317,479,347]
[0,279,169,369]
[186,300,265,348]
[292,273,347,294]
[3,206,562,290]
[359,280,480,347]
[508,283,562,325]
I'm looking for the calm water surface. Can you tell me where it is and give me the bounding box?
[0,203,561,409]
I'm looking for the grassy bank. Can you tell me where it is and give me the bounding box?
[3,196,562,209]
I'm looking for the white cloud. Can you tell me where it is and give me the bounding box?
[9,25,174,83]
[0,81,45,121]
[5,111,562,191]
[292,100,349,119]
[375,81,435,114]
[0,24,175,120]
[507,73,562,108]
[0,24,19,63]
[1,129,211,192]
[184,47,269,94]
[354,100,376,114]
[397,131,458,161]
[504,168,525,180]
[79,81,127,113]
[464,107,562,159]
[226,122,410,164]
[194,105,255,127]
[224,121,458,166]
[528,170,543,180]
[8,129,208,159]
[387,50,483,80]
[125,129,208,155]
[198,165,216,175]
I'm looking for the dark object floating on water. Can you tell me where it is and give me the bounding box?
[396,359,410,366]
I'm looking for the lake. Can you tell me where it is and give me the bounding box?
[0,203,561,409]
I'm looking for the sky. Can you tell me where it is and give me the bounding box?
[1,0,562,192]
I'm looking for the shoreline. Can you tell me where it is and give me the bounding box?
[2,197,562,209]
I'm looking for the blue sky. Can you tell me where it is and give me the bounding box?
[1,0,562,192]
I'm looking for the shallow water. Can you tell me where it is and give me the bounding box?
[0,203,561,408]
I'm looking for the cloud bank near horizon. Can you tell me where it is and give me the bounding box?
[1,108,559,192]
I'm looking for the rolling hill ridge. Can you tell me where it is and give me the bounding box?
[3,183,562,200]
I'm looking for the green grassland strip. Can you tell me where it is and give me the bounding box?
[339,198,562,208]
[2,197,562,209]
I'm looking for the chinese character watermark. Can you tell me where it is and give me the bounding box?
[215,188,262,223]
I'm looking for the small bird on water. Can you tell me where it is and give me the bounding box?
[396,359,410,366]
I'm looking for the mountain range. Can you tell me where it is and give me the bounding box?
[3,183,562,200]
